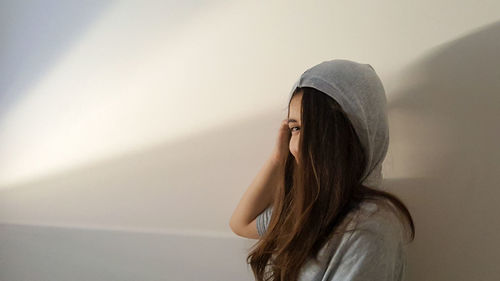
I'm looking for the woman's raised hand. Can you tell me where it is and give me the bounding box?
[271,118,291,165]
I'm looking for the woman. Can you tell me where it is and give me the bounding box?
[230,59,415,281]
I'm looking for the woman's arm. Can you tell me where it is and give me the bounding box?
[229,155,284,234]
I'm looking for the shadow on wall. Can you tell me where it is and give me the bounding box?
[0,0,216,120]
[0,0,113,118]
[384,20,500,281]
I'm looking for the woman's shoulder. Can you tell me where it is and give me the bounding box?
[311,199,409,281]
[311,198,408,273]
[347,198,408,243]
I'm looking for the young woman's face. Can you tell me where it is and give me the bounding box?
[288,91,302,163]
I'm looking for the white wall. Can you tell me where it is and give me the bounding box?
[1,0,499,280]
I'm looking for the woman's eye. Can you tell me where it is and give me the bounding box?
[290,127,300,132]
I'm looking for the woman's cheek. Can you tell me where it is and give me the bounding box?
[290,138,298,158]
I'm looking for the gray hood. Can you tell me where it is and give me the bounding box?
[288,59,389,189]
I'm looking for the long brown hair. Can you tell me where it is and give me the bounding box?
[247,86,415,281]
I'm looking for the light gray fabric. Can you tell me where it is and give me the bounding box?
[255,59,407,280]
[287,59,389,189]
[256,201,407,281]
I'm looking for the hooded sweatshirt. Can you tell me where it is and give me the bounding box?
[256,59,407,281]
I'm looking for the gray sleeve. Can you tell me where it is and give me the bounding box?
[325,228,406,281]
[256,205,273,237]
